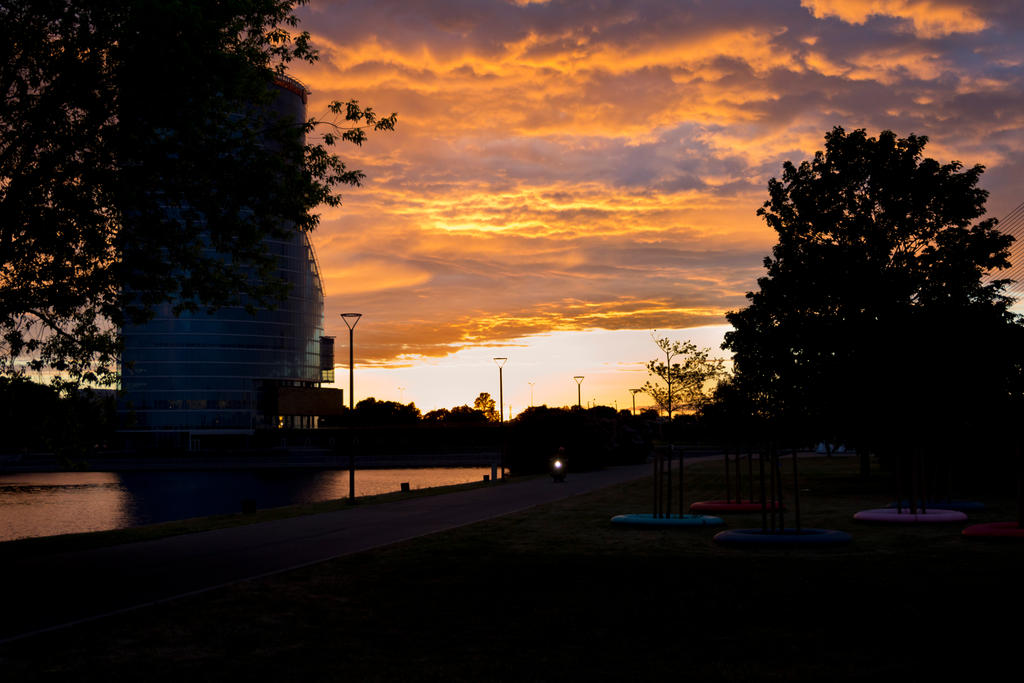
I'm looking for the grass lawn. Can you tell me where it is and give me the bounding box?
[3,456,1024,681]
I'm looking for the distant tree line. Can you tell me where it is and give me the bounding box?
[309,391,669,473]
[321,392,500,427]
[0,377,116,461]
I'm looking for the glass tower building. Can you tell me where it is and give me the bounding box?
[119,77,339,447]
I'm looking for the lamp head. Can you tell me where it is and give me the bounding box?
[340,312,363,330]
[573,375,584,385]
[493,357,507,368]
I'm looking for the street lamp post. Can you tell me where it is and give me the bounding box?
[340,313,362,410]
[630,388,643,416]
[341,313,362,500]
[493,358,507,422]
[573,376,584,408]
[493,357,508,482]
[528,381,535,407]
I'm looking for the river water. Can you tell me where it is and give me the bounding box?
[0,467,493,543]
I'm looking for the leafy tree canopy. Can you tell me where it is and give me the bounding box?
[723,126,1023,446]
[0,0,395,388]
[353,398,421,425]
[422,408,450,423]
[0,376,116,455]
[423,405,489,424]
[642,336,725,419]
[473,392,498,422]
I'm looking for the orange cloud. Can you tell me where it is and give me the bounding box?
[294,0,1024,367]
[800,0,989,37]
[320,259,433,295]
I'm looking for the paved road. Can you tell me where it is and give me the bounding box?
[1,463,652,643]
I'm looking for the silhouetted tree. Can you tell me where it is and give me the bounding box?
[698,377,763,447]
[507,405,636,474]
[353,398,421,425]
[0,377,116,459]
[724,127,1023,469]
[587,405,618,419]
[474,392,499,422]
[448,405,489,423]
[1,0,396,386]
[638,408,660,421]
[422,405,489,424]
[642,336,725,419]
[422,408,451,423]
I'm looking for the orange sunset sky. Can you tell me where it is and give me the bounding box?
[286,0,1024,415]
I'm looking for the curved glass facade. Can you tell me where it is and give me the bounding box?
[120,230,324,432]
[119,79,325,435]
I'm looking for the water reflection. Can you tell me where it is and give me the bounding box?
[0,468,491,542]
[0,472,132,542]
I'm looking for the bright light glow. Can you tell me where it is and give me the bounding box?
[322,326,731,413]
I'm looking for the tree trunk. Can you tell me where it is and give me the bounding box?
[666,446,673,518]
[775,448,784,532]
[735,450,742,503]
[792,448,801,534]
[769,445,777,532]
[748,450,754,502]
[920,448,927,513]
[759,448,767,533]
[895,450,903,514]
[652,452,659,518]
[678,445,685,518]
[725,448,731,503]
[1017,442,1023,529]
[946,449,953,504]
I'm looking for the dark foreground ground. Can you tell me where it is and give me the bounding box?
[3,456,1023,681]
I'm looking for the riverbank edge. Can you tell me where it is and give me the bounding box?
[0,469,541,559]
[0,450,501,474]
